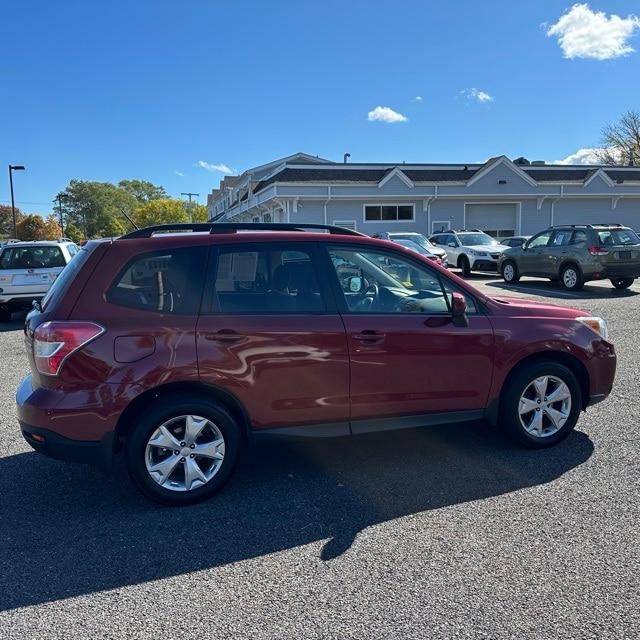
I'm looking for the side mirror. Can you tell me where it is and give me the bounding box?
[451,292,469,327]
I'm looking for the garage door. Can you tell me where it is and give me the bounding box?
[465,204,518,237]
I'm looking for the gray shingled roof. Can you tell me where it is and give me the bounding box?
[253,165,640,193]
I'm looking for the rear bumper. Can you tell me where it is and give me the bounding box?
[0,294,43,312]
[587,267,640,280]
[20,422,115,473]
[16,374,119,473]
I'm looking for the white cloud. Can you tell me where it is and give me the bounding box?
[553,148,603,164]
[546,3,640,60]
[174,170,184,177]
[412,96,423,102]
[367,106,408,123]
[198,161,234,174]
[460,88,494,103]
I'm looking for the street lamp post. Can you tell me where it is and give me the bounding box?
[8,165,25,239]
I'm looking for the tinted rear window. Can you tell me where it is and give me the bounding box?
[40,246,93,311]
[0,245,65,269]
[106,247,207,314]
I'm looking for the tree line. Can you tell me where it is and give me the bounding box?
[1,178,208,242]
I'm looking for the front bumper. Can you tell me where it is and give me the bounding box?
[470,258,498,271]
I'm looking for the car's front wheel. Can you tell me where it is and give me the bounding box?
[560,264,583,291]
[501,361,582,448]
[125,395,241,506]
[459,256,471,278]
[610,277,634,289]
[501,261,520,284]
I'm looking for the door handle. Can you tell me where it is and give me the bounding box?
[204,331,246,344]
[352,330,385,344]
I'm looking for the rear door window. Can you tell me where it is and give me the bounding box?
[210,244,326,314]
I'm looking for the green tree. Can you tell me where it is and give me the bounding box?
[61,180,138,239]
[118,180,168,203]
[63,222,83,244]
[191,203,209,222]
[595,110,640,165]
[134,199,190,228]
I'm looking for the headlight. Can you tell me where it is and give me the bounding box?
[577,316,609,340]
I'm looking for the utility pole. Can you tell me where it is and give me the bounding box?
[56,193,68,236]
[181,192,199,222]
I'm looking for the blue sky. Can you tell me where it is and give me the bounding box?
[2,1,640,218]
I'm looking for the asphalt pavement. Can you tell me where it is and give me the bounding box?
[1,275,638,639]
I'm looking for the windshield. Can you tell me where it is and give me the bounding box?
[393,234,435,250]
[458,233,499,247]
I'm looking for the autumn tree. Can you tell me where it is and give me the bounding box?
[0,204,24,238]
[42,215,63,240]
[16,214,46,240]
[133,199,190,228]
[595,110,640,165]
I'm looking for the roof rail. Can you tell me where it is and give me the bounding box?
[548,224,592,229]
[548,223,626,229]
[121,222,366,239]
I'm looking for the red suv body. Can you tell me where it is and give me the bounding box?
[16,223,616,505]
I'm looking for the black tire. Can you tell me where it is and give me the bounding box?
[459,256,471,278]
[501,260,520,284]
[500,361,582,448]
[125,395,241,506]
[560,264,583,291]
[610,277,634,289]
[0,310,11,323]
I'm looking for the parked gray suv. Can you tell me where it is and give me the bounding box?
[497,224,640,291]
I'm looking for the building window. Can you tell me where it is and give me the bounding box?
[364,204,414,222]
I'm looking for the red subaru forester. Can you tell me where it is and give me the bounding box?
[17,223,616,505]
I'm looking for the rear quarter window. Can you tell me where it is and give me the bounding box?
[106,246,207,314]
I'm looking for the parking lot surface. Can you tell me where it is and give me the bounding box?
[1,274,638,639]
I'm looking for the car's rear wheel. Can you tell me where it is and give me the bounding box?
[560,264,583,291]
[501,261,520,284]
[610,277,634,289]
[459,256,471,278]
[125,395,241,506]
[501,361,581,448]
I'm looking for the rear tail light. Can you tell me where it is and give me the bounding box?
[587,245,608,256]
[34,321,105,376]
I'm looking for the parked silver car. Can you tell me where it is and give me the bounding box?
[429,230,510,277]
[0,239,79,321]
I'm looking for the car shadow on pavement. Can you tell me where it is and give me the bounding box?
[0,422,593,611]
[483,279,639,300]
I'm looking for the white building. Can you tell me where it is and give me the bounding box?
[207,152,640,237]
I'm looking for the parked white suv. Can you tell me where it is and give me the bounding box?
[429,230,510,277]
[0,239,79,321]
